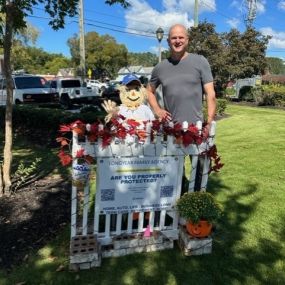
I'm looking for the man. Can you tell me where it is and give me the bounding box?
[147,23,216,191]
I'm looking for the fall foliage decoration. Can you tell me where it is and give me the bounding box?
[57,118,224,173]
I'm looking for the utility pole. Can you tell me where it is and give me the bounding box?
[78,0,86,80]
[243,0,257,28]
[194,0,199,27]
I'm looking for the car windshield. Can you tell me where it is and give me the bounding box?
[61,80,81,88]
[14,77,48,89]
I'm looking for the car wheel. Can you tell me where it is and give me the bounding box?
[60,94,72,110]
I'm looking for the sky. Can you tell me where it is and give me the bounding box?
[27,0,285,60]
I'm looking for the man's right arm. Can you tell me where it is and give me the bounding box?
[147,84,171,120]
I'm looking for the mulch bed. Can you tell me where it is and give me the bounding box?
[0,175,71,271]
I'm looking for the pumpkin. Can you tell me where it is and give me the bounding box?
[186,220,212,238]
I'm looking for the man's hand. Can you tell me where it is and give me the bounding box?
[101,100,119,123]
[202,123,211,140]
[155,108,172,121]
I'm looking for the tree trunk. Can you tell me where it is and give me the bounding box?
[2,2,15,194]
[0,164,3,197]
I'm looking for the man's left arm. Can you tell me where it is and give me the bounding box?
[203,82,216,137]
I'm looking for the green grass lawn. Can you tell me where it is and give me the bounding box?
[1,104,285,285]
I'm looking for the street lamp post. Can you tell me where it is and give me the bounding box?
[156,27,164,63]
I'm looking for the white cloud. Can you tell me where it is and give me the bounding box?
[226,18,240,29]
[260,27,285,49]
[256,0,266,14]
[125,0,217,43]
[278,1,285,10]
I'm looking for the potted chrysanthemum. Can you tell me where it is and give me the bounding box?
[176,192,222,238]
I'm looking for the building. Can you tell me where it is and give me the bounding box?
[115,66,154,82]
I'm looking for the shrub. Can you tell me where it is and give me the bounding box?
[176,192,222,224]
[253,85,285,107]
[203,98,227,120]
[0,105,106,146]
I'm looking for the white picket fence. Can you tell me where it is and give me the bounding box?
[70,121,216,246]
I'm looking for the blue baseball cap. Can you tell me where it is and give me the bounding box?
[122,74,141,86]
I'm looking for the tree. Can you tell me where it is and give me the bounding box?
[68,31,128,79]
[222,27,269,80]
[266,57,285,74]
[188,21,226,93]
[11,45,72,74]
[187,22,270,91]
[0,0,130,196]
[127,52,158,66]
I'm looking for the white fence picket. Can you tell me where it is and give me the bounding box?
[70,120,216,245]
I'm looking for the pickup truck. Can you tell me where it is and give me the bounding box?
[49,77,100,109]
[0,74,59,106]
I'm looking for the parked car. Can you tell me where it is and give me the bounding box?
[0,74,59,106]
[49,77,100,109]
[86,79,107,92]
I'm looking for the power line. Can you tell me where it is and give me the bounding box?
[200,0,234,21]
[32,5,164,32]
[27,15,158,39]
[84,18,156,36]
[83,22,156,39]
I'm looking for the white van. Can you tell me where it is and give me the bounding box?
[0,74,59,106]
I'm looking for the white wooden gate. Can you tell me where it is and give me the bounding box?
[70,121,216,246]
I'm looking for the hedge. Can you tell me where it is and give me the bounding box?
[0,99,227,146]
[0,105,106,147]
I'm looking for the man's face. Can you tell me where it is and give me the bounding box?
[167,26,189,54]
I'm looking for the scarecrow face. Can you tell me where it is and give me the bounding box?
[119,81,147,109]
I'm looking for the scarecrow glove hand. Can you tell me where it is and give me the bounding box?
[101,100,119,123]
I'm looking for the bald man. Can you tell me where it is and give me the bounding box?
[147,24,216,191]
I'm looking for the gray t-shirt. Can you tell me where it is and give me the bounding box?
[149,53,213,124]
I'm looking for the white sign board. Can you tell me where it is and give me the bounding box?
[96,156,183,214]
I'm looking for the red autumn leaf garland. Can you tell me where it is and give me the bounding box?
[58,149,72,166]
[56,118,224,173]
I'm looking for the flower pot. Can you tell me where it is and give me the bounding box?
[186,220,212,238]
[72,163,90,188]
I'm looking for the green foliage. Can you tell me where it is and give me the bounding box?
[11,44,72,74]
[189,21,226,87]
[222,28,269,81]
[188,23,269,89]
[105,0,130,8]
[225,87,235,96]
[127,52,158,66]
[216,99,227,115]
[252,85,285,107]
[266,57,285,74]
[1,105,285,284]
[13,157,42,191]
[176,192,222,224]
[0,105,105,146]
[68,31,128,78]
[203,98,228,120]
[0,1,79,33]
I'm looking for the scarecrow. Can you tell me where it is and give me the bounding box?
[102,74,154,123]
